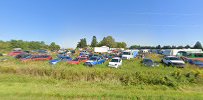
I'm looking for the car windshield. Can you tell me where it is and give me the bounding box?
[25,55,32,59]
[89,57,97,61]
[123,52,130,55]
[111,59,119,62]
[168,57,180,60]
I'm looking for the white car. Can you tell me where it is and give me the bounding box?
[108,57,122,68]
[162,56,185,68]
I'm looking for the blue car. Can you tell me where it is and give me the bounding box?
[49,56,72,65]
[84,56,105,67]
[188,59,203,68]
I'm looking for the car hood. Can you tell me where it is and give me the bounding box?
[86,60,95,63]
[170,60,185,64]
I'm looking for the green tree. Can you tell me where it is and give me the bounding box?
[177,46,184,49]
[77,38,87,48]
[156,45,161,49]
[49,42,60,51]
[193,41,203,49]
[9,40,28,49]
[185,45,191,49]
[98,36,116,48]
[91,36,98,47]
[130,45,140,49]
[116,42,127,48]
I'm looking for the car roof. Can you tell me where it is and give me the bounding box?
[166,56,177,58]
[112,57,121,59]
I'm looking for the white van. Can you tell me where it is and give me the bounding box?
[108,57,122,68]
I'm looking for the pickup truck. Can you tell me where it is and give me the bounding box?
[162,56,185,68]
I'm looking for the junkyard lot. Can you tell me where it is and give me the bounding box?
[0,54,203,99]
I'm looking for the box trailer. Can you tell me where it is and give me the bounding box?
[122,50,139,59]
[162,49,202,56]
[94,46,109,53]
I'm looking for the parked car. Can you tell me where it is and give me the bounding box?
[57,52,69,58]
[188,59,203,68]
[49,56,72,65]
[15,53,31,59]
[103,54,115,60]
[181,53,203,62]
[8,51,25,56]
[108,57,122,68]
[21,55,52,62]
[68,57,88,65]
[142,58,159,67]
[84,56,105,67]
[162,56,185,68]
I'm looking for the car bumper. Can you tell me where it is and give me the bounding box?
[108,64,119,68]
[84,62,93,66]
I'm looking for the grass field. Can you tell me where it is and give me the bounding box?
[0,54,203,99]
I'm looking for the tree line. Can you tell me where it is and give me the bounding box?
[77,36,127,48]
[130,41,203,49]
[0,40,60,51]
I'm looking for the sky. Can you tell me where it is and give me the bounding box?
[0,0,203,48]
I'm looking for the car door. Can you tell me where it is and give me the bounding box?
[120,59,122,65]
[163,57,168,64]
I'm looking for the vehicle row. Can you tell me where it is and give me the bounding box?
[4,48,203,68]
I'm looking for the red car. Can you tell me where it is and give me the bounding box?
[68,57,88,65]
[21,55,52,62]
[8,51,25,56]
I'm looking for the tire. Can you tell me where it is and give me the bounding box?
[168,63,171,66]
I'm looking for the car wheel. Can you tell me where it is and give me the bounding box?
[168,63,171,66]
[161,60,163,63]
